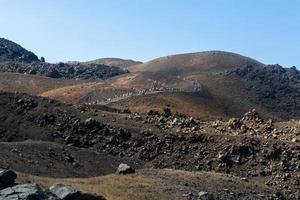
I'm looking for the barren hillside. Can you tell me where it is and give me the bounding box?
[129,51,263,74]
[84,58,142,69]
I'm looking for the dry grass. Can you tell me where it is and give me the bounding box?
[16,168,274,200]
[40,81,109,104]
[111,92,232,119]
[17,169,213,200]
[0,72,84,95]
[17,172,169,200]
[129,51,262,73]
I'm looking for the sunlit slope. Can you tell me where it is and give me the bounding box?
[129,51,263,74]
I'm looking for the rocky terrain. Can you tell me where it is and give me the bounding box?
[0,168,106,199]
[227,64,300,119]
[109,52,300,120]
[0,38,299,199]
[0,38,128,80]
[0,60,128,80]
[0,38,39,62]
[0,91,299,199]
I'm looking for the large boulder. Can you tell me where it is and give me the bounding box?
[0,183,45,200]
[116,163,135,174]
[49,183,105,200]
[0,169,17,188]
[46,68,61,78]
[162,108,172,118]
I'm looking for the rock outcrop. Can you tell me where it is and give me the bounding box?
[227,64,300,119]
[49,183,106,200]
[0,61,128,80]
[0,183,45,200]
[116,163,135,174]
[0,38,128,80]
[0,169,17,189]
[0,38,39,62]
[0,169,106,200]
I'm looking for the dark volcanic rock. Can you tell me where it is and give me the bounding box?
[0,38,128,80]
[0,92,299,199]
[45,68,62,78]
[0,61,128,80]
[227,64,300,119]
[0,183,45,200]
[0,169,17,188]
[0,38,39,62]
[0,168,106,199]
[49,183,106,200]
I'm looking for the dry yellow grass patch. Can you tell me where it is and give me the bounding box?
[40,81,109,104]
[17,172,170,200]
[15,169,273,200]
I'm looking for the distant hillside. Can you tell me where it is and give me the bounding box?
[129,51,263,75]
[226,64,300,119]
[0,72,86,95]
[109,51,299,120]
[0,38,128,80]
[0,42,298,120]
[84,58,142,69]
[0,61,128,79]
[0,38,39,62]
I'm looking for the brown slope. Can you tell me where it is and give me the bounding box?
[110,90,245,120]
[129,51,263,74]
[0,72,86,95]
[111,70,299,120]
[1,50,297,120]
[111,52,299,120]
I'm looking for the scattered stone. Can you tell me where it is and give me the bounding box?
[198,191,214,200]
[241,177,248,182]
[147,109,159,116]
[116,163,135,174]
[163,108,172,118]
[182,191,193,198]
[49,183,106,200]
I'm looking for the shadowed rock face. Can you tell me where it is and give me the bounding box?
[0,169,17,189]
[0,38,39,62]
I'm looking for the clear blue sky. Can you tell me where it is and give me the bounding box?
[0,0,299,68]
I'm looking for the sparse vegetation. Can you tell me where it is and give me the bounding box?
[0,38,299,200]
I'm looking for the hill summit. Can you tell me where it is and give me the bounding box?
[0,38,39,62]
[129,51,264,74]
[84,58,142,69]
